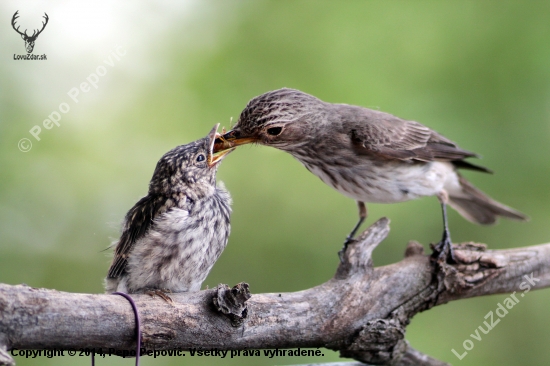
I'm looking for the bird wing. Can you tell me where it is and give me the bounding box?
[107,194,170,279]
[348,111,479,163]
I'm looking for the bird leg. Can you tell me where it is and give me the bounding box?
[144,288,174,305]
[431,193,456,264]
[339,201,367,261]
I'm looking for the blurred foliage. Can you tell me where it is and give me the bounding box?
[1,1,550,365]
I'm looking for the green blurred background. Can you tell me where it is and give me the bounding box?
[1,1,549,365]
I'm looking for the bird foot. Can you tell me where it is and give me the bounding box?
[430,233,456,265]
[338,236,356,262]
[144,288,174,305]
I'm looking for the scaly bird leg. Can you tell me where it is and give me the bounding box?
[431,192,456,264]
[339,201,367,262]
[144,288,174,305]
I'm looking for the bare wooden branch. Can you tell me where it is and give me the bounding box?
[1,217,549,366]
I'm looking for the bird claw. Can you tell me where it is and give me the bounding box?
[431,232,456,264]
[145,288,174,305]
[338,249,345,263]
[338,236,356,262]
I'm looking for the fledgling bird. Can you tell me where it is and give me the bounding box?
[105,125,234,297]
[214,88,528,261]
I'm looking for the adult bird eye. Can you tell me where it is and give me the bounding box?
[267,126,283,136]
[196,154,206,162]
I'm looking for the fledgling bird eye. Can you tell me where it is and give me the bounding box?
[267,126,283,136]
[196,154,206,162]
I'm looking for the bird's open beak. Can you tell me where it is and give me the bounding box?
[213,130,258,153]
[208,124,236,167]
[208,144,234,167]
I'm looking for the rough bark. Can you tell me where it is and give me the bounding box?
[0,217,549,366]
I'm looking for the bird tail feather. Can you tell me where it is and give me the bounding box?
[448,175,528,225]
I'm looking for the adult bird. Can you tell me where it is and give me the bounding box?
[214,88,527,262]
[105,124,234,298]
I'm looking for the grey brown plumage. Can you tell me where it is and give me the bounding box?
[105,125,233,294]
[215,88,527,249]
[449,175,526,225]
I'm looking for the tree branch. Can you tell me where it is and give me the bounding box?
[1,218,548,366]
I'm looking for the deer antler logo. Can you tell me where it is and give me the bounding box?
[12,11,49,54]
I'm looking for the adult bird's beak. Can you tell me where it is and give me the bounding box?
[213,129,258,154]
[208,124,236,167]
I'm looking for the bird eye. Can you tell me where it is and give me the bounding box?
[267,126,283,136]
[196,154,206,162]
